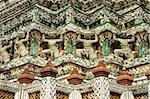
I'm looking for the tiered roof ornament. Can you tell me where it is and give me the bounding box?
[18,64,35,84]
[40,60,58,77]
[117,67,133,85]
[67,67,84,85]
[92,60,110,77]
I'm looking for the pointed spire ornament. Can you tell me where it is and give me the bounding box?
[40,61,58,99]
[92,60,110,99]
[40,60,58,77]
[92,60,110,77]
[18,64,35,84]
[117,67,133,85]
[67,67,84,85]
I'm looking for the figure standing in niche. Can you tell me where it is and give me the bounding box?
[42,33,63,59]
[99,32,112,56]
[55,43,64,58]
[136,33,148,57]
[117,18,126,31]
[0,38,13,64]
[31,31,41,58]
[66,32,75,54]
[32,9,39,23]
[139,40,148,57]
[15,27,29,57]
[77,33,98,59]
[103,39,110,56]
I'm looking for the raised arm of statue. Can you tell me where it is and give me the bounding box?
[77,34,84,42]
[92,34,98,42]
[22,32,29,42]
[42,34,49,42]
[17,32,29,43]
[15,36,19,43]
[136,35,141,46]
[3,40,13,50]
[144,33,148,41]
[42,34,63,42]
[54,34,63,42]
[0,37,9,41]
[128,35,135,42]
[113,34,119,41]
[0,38,8,49]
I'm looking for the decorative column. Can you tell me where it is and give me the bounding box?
[67,68,84,99]
[120,90,134,99]
[145,70,150,98]
[117,67,134,99]
[16,65,35,99]
[69,90,82,99]
[92,60,110,99]
[14,87,29,99]
[40,61,58,99]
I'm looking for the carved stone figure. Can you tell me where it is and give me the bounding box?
[66,7,74,24]
[15,29,29,57]
[64,32,77,55]
[136,33,148,57]
[66,34,74,54]
[113,34,135,59]
[77,33,98,59]
[54,43,64,58]
[31,31,41,58]
[0,39,13,64]
[32,9,39,23]
[99,32,112,56]
[117,19,126,31]
[42,33,63,59]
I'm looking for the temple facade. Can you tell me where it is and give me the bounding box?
[0,0,150,99]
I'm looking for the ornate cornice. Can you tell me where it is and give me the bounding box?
[0,1,149,95]
[0,0,149,34]
[0,22,149,71]
[0,78,149,95]
[0,0,37,23]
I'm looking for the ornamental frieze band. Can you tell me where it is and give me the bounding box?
[0,0,150,99]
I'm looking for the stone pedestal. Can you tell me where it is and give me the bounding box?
[40,77,56,99]
[120,90,134,99]
[69,90,82,99]
[93,77,110,99]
